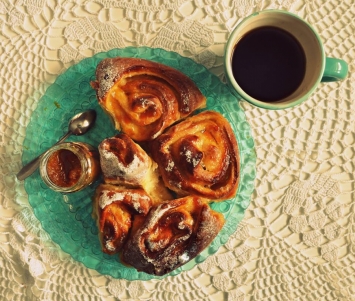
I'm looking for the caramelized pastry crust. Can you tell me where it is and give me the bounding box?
[98,133,173,204]
[93,184,153,254]
[120,195,225,276]
[91,57,206,141]
[98,133,155,186]
[151,110,240,201]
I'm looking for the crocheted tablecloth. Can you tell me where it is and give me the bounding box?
[1,1,354,300]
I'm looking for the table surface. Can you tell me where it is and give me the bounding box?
[1,1,354,300]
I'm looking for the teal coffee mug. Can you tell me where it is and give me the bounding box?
[224,10,348,110]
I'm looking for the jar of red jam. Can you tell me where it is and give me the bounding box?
[39,142,100,193]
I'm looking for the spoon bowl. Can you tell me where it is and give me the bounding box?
[69,110,97,136]
[16,109,97,181]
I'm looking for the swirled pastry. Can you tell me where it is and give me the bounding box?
[98,133,173,204]
[151,110,240,201]
[93,184,153,254]
[99,133,152,186]
[120,195,225,276]
[91,57,206,141]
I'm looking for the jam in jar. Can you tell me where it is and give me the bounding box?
[40,142,100,193]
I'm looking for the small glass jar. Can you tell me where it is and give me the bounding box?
[40,142,101,193]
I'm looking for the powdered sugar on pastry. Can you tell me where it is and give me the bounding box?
[91,57,207,142]
[151,110,240,201]
[98,134,173,204]
[120,196,225,276]
[93,58,118,100]
[165,160,174,172]
[99,148,148,183]
[98,189,151,213]
[92,183,153,255]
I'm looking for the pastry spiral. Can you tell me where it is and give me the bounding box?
[99,133,153,187]
[98,133,173,204]
[151,110,240,201]
[91,57,206,141]
[93,184,153,254]
[120,195,225,276]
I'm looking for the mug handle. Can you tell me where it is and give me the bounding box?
[322,57,348,82]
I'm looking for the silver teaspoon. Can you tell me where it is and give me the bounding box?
[16,109,97,181]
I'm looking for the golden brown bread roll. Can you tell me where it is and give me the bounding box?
[91,57,206,141]
[150,110,240,201]
[98,133,155,187]
[120,195,225,276]
[98,133,173,204]
[92,183,153,254]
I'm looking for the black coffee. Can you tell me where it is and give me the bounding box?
[232,26,306,102]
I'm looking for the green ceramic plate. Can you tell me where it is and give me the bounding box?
[22,47,256,280]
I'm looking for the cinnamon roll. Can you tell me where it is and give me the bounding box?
[120,195,225,276]
[91,57,206,141]
[93,183,153,254]
[151,110,240,201]
[98,133,173,204]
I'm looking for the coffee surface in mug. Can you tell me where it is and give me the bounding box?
[232,26,306,102]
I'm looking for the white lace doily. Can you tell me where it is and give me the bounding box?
[1,0,354,300]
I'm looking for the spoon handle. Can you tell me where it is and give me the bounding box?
[16,131,72,181]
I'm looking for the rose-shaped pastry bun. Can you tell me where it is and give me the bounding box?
[120,196,225,276]
[98,133,173,204]
[151,110,240,201]
[91,57,206,141]
[93,184,152,254]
